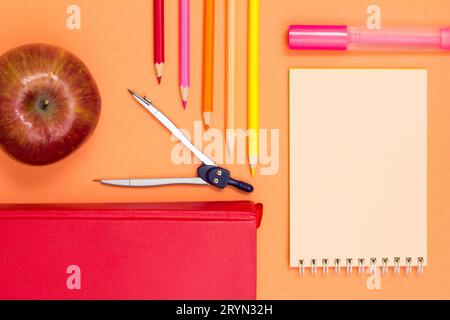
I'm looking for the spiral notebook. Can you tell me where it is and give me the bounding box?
[289,69,428,275]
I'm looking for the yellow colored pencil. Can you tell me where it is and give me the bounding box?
[248,0,259,176]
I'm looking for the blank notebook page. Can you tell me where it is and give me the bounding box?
[289,69,427,269]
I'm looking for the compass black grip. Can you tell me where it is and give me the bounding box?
[228,178,254,193]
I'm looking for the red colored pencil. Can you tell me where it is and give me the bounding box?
[154,0,165,84]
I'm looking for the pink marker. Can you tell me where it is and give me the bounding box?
[288,25,450,51]
[180,0,190,109]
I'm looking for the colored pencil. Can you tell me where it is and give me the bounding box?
[180,0,190,109]
[248,0,259,176]
[154,0,165,84]
[202,0,215,129]
[225,0,236,153]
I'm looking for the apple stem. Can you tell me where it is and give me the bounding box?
[40,99,50,111]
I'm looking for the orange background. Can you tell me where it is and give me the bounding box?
[0,0,449,299]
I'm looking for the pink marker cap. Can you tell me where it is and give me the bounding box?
[288,25,349,51]
[441,28,450,50]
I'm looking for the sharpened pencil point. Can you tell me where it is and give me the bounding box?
[128,89,136,96]
[226,132,235,155]
[93,179,101,183]
[203,112,212,130]
[155,63,164,83]
[180,87,189,110]
[157,76,162,84]
[249,155,258,177]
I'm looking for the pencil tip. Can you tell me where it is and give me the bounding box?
[128,89,135,96]
[182,101,187,109]
[203,112,212,130]
[226,141,234,155]
[226,132,235,155]
[157,76,162,84]
[93,179,101,183]
[251,167,256,177]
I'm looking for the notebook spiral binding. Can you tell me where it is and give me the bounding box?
[298,257,425,276]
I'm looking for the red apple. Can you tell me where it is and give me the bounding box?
[0,44,101,165]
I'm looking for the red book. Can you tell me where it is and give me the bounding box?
[0,201,262,300]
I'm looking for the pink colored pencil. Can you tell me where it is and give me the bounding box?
[180,0,190,109]
[154,0,165,84]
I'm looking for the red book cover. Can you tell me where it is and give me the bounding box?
[0,201,262,300]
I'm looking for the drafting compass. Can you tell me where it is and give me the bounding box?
[95,90,254,193]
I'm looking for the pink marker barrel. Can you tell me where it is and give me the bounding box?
[289,25,450,51]
[347,27,450,51]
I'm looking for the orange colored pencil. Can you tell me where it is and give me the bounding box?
[225,0,236,153]
[202,0,215,129]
